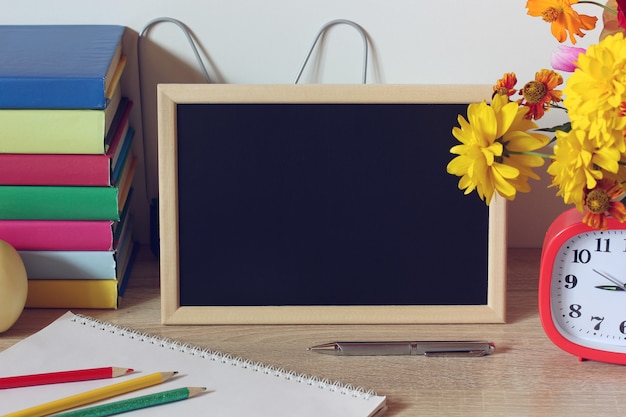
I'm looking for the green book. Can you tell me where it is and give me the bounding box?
[0,186,122,220]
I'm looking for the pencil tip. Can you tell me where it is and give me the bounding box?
[187,387,209,397]
[112,367,134,377]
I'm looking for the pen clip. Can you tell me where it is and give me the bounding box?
[424,349,491,358]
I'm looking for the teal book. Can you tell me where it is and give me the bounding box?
[0,25,125,109]
[0,186,120,220]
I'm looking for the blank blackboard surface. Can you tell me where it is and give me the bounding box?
[158,84,506,324]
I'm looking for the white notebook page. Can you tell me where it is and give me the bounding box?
[0,312,386,417]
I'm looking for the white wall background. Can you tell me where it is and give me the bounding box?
[2,0,605,247]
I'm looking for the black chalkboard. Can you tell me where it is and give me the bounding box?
[158,84,506,324]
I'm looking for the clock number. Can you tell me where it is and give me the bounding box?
[591,316,604,331]
[569,304,582,318]
[595,238,611,252]
[572,249,591,264]
[620,321,626,334]
[563,274,578,289]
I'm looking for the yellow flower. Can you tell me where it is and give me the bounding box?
[547,129,615,210]
[564,32,626,151]
[446,2,626,231]
[447,94,549,204]
[526,0,598,44]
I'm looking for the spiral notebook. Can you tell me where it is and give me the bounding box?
[0,312,386,416]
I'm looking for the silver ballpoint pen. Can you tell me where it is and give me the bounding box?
[308,341,495,357]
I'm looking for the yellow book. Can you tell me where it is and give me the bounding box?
[26,280,118,309]
[24,227,137,309]
[0,57,126,155]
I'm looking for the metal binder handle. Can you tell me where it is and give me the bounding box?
[294,19,369,84]
[138,17,212,83]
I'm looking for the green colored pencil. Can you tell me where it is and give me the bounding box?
[51,387,206,417]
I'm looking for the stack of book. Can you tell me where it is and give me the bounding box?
[0,25,138,309]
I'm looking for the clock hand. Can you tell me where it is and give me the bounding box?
[594,285,626,291]
[592,269,626,289]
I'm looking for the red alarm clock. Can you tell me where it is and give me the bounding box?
[539,208,626,364]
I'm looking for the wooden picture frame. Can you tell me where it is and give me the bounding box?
[158,84,506,325]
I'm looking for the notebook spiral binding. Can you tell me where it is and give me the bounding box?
[71,314,378,400]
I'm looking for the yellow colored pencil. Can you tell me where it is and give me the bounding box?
[3,371,177,417]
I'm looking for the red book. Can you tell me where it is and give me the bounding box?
[0,99,132,186]
[0,220,115,251]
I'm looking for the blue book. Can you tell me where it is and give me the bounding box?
[0,25,125,109]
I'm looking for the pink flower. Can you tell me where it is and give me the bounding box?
[550,45,586,72]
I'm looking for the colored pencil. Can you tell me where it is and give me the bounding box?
[0,367,134,389]
[3,371,177,417]
[51,387,207,417]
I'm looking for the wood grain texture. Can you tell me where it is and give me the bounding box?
[3,247,626,416]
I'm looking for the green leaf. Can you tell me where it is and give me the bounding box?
[536,122,571,133]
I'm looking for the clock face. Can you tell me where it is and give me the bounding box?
[550,229,626,354]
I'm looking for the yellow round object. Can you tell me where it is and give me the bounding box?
[0,240,27,333]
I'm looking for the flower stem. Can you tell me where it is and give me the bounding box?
[578,0,617,14]
[549,103,568,112]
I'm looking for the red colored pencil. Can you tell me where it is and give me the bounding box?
[0,367,134,389]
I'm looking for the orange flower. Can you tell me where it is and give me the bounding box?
[518,69,563,120]
[526,0,598,44]
[582,179,626,230]
[493,73,518,99]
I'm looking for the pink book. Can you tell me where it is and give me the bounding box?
[0,220,114,251]
[0,99,132,186]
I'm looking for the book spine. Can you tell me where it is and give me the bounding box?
[25,280,118,309]
[0,25,125,110]
[106,55,127,99]
[117,242,139,299]
[19,250,117,279]
[107,99,132,157]
[115,157,137,212]
[0,84,121,155]
[0,109,106,154]
[0,154,110,186]
[0,220,114,251]
[0,98,133,186]
[0,186,120,220]
[114,218,134,271]
[112,128,135,184]
[0,79,107,109]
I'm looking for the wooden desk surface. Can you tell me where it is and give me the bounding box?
[2,247,625,416]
